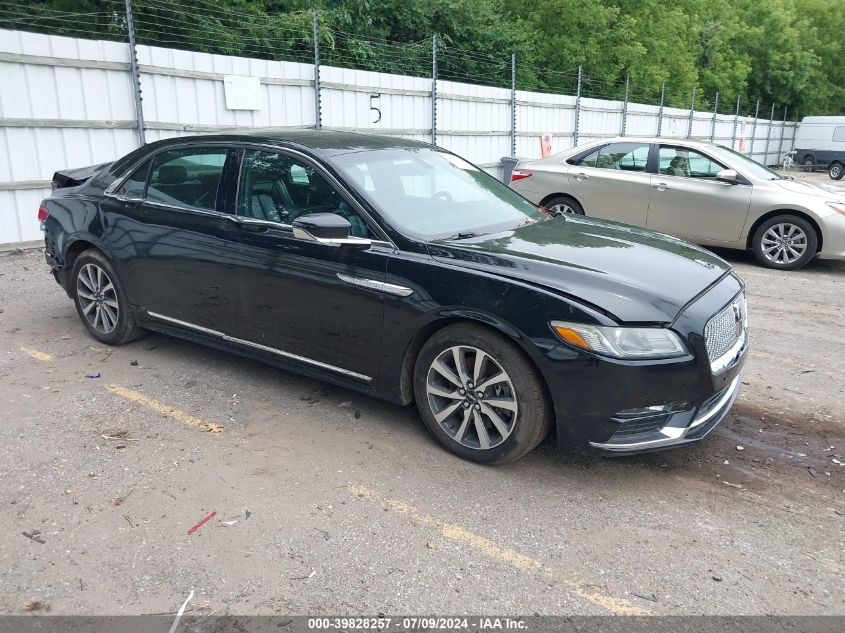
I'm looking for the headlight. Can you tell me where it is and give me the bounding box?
[826,202,845,216]
[550,321,687,359]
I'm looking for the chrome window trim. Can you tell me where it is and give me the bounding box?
[146,311,372,382]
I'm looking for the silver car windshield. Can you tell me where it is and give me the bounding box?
[712,145,785,180]
[333,148,546,240]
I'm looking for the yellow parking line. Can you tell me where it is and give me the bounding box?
[20,346,53,362]
[347,484,648,616]
[106,384,224,433]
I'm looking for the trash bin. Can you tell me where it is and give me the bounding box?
[500,156,520,184]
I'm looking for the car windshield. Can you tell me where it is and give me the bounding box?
[711,145,786,180]
[332,148,546,240]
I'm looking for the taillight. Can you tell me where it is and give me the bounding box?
[510,169,532,182]
[38,205,49,221]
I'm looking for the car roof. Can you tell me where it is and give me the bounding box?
[147,129,433,157]
[582,136,722,149]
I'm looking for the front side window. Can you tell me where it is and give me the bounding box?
[576,143,650,172]
[659,147,725,180]
[146,148,227,211]
[333,148,546,240]
[237,150,372,238]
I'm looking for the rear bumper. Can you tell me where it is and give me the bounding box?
[588,374,740,453]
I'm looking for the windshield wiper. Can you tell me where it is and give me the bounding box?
[443,232,479,241]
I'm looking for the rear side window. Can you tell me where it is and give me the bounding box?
[574,143,649,171]
[119,160,151,198]
[146,148,227,211]
[833,126,845,142]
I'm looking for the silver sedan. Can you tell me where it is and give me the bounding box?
[509,137,845,269]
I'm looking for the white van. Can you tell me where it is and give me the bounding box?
[793,116,845,180]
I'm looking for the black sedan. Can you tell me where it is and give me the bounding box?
[39,131,748,464]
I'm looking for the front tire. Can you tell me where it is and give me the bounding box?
[830,162,844,181]
[413,324,550,464]
[71,250,145,345]
[751,215,818,270]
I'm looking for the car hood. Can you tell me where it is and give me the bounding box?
[429,216,731,323]
[772,178,845,200]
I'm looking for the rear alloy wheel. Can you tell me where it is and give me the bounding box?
[72,250,145,344]
[414,324,549,464]
[830,162,844,181]
[802,157,815,173]
[544,195,584,216]
[751,215,818,270]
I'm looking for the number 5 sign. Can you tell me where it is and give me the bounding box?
[370,94,382,124]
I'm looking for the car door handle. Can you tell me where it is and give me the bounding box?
[574,172,590,181]
[653,182,671,191]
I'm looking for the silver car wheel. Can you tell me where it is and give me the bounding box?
[77,263,119,334]
[550,203,576,214]
[760,223,808,265]
[425,345,518,450]
[832,164,843,180]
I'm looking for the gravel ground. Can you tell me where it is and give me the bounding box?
[0,245,843,618]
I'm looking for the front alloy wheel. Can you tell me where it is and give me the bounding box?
[414,324,550,464]
[760,223,808,266]
[751,215,818,270]
[426,345,518,450]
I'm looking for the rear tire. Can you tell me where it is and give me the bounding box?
[802,157,815,173]
[751,215,818,270]
[830,162,844,181]
[71,250,145,345]
[413,324,550,464]
[544,195,584,216]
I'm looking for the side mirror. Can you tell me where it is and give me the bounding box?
[292,213,371,247]
[716,169,739,184]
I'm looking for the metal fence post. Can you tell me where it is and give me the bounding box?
[779,105,788,160]
[620,73,629,136]
[730,95,740,149]
[312,9,321,130]
[510,53,516,156]
[686,86,696,138]
[431,35,437,145]
[710,91,719,142]
[750,99,760,157]
[573,65,582,146]
[764,103,775,166]
[124,0,145,145]
[656,82,665,137]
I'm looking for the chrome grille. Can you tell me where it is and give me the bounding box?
[704,293,747,370]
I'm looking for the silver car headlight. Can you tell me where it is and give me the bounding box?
[550,320,687,359]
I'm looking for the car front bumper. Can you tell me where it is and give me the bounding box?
[538,273,747,454]
[818,212,845,260]
[588,373,741,453]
